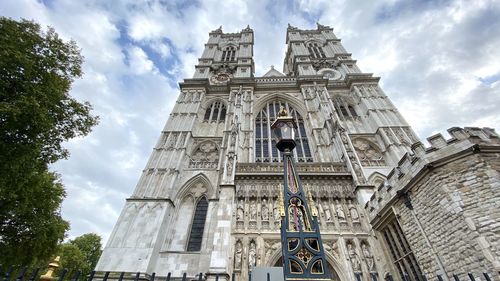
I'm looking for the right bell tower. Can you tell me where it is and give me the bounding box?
[284,23,420,203]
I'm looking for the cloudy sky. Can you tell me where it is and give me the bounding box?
[2,0,499,244]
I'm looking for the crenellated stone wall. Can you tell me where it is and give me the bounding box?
[366,127,500,279]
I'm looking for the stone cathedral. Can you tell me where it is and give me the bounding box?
[96,24,500,281]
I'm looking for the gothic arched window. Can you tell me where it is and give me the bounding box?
[222,46,236,62]
[187,196,208,251]
[255,101,313,163]
[204,101,226,123]
[307,42,326,59]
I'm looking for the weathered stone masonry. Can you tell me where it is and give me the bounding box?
[366,127,500,280]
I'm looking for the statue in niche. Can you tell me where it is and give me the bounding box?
[362,243,375,271]
[234,240,243,270]
[226,156,234,177]
[261,198,269,221]
[249,200,257,220]
[323,202,332,221]
[273,199,280,221]
[230,120,238,149]
[236,199,244,221]
[350,206,359,221]
[347,243,361,271]
[336,205,346,221]
[248,240,256,269]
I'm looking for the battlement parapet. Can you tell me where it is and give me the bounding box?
[364,127,500,222]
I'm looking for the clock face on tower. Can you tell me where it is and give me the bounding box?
[210,72,231,84]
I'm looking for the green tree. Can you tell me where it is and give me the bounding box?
[56,233,102,278]
[0,17,98,266]
[70,233,102,277]
[57,243,86,278]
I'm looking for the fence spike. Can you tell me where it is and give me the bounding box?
[166,273,171,281]
[467,272,475,281]
[134,272,140,281]
[4,266,13,281]
[181,273,187,281]
[87,270,95,281]
[198,273,203,281]
[452,274,460,281]
[57,268,68,281]
[482,272,491,281]
[150,272,155,281]
[102,272,110,281]
[215,274,219,281]
[15,267,27,281]
[28,268,40,281]
[70,270,81,281]
[118,272,125,281]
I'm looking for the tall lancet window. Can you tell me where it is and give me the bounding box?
[307,42,326,59]
[222,46,236,62]
[204,101,226,123]
[255,101,313,163]
[187,196,208,251]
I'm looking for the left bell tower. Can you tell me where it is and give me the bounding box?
[193,25,254,80]
[96,26,254,280]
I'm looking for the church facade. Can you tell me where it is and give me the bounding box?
[96,24,500,281]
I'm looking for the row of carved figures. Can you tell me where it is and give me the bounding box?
[235,197,361,224]
[233,239,376,273]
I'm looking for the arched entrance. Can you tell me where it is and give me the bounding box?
[268,251,347,281]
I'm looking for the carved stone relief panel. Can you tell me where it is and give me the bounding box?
[189,140,220,169]
[352,138,385,166]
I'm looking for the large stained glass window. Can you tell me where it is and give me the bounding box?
[255,101,313,163]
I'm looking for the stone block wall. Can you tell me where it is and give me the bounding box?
[366,127,500,280]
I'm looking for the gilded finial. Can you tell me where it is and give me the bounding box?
[40,256,60,281]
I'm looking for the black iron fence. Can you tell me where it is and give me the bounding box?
[1,265,498,281]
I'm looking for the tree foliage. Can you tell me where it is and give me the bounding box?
[0,17,98,265]
[57,233,102,278]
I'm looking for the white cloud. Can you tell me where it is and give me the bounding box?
[1,0,499,245]
[128,46,156,75]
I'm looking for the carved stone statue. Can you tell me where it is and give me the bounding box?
[350,206,359,221]
[248,240,256,269]
[347,243,361,271]
[261,198,269,221]
[362,243,375,271]
[273,199,280,221]
[250,200,257,220]
[234,240,243,270]
[236,199,244,221]
[336,205,346,221]
[226,156,234,176]
[323,202,332,221]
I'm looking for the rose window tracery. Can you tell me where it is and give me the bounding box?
[189,141,219,168]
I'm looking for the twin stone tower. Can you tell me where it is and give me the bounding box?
[96,24,500,281]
